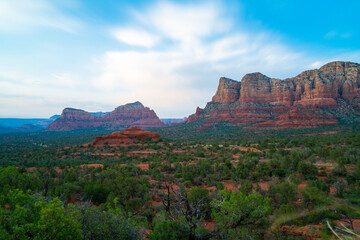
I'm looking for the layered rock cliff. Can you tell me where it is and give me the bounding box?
[188,61,360,129]
[47,102,165,131]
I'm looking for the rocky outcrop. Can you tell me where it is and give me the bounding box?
[91,127,160,146]
[47,102,165,131]
[188,61,360,129]
[212,77,242,103]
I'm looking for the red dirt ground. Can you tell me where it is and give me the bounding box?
[222,180,239,191]
[79,164,103,168]
[333,219,360,232]
[305,131,338,136]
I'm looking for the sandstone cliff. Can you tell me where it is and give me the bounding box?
[47,102,165,131]
[188,61,360,129]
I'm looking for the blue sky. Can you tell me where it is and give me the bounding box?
[0,0,359,118]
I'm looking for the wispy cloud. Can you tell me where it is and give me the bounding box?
[2,1,358,118]
[0,0,81,33]
[111,28,160,47]
[136,1,230,43]
[92,1,305,117]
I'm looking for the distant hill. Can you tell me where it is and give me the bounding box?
[0,123,43,134]
[0,118,50,128]
[0,116,60,133]
[47,101,165,131]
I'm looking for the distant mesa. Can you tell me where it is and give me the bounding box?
[187,61,360,129]
[47,101,165,131]
[91,127,160,147]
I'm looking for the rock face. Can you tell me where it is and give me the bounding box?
[47,102,165,131]
[188,61,360,129]
[91,127,160,146]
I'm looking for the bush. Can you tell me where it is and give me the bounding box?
[302,186,328,207]
[307,179,330,193]
[150,220,190,240]
[83,184,109,204]
[278,204,295,215]
[297,162,318,179]
[268,181,298,205]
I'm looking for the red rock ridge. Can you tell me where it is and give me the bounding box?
[188,61,360,129]
[91,127,160,146]
[212,62,360,107]
[47,101,165,131]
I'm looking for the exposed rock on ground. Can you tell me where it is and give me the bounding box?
[91,127,160,146]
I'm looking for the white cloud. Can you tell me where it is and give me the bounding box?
[139,1,230,43]
[112,28,160,47]
[92,1,308,117]
[0,0,80,33]
[4,1,357,118]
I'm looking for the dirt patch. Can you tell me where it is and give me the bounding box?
[333,219,360,232]
[129,150,157,155]
[222,180,239,191]
[298,181,307,190]
[254,182,269,191]
[173,150,186,153]
[80,164,103,168]
[238,147,261,152]
[203,221,215,231]
[137,164,149,170]
[305,131,338,136]
[279,225,322,239]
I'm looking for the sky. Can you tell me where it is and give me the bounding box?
[0,0,359,118]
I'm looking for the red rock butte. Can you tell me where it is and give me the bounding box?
[188,61,360,129]
[91,127,160,146]
[47,101,165,131]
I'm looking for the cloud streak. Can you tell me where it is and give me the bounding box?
[112,28,160,47]
[0,0,81,33]
[92,1,306,117]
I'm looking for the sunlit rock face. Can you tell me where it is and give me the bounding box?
[188,61,360,129]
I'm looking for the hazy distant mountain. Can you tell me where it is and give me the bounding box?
[0,115,60,134]
[0,118,48,128]
[0,123,43,134]
[161,118,187,126]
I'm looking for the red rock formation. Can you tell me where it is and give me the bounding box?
[47,102,165,131]
[188,61,360,129]
[91,127,160,146]
[212,77,242,103]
